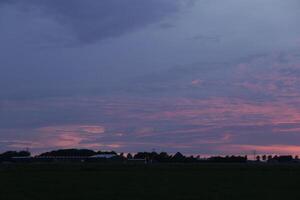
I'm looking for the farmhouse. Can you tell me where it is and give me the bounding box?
[89,154,117,159]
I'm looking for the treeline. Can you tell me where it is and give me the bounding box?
[129,152,247,163]
[34,150,248,163]
[38,149,117,157]
[0,149,299,164]
[0,149,246,163]
[0,151,30,161]
[256,155,297,163]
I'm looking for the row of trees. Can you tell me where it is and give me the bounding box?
[256,155,296,162]
[38,149,117,157]
[0,149,299,163]
[0,151,30,161]
[0,149,247,163]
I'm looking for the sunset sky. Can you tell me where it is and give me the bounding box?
[1,0,300,155]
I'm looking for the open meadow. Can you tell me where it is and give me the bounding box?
[1,163,300,200]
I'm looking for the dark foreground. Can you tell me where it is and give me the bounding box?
[1,163,300,200]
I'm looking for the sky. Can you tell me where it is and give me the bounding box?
[1,0,300,155]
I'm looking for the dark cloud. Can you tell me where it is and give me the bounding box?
[0,0,187,44]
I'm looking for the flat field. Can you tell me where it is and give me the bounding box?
[0,163,300,200]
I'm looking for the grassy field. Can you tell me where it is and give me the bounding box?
[1,163,300,200]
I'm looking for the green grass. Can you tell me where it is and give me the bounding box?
[1,163,300,200]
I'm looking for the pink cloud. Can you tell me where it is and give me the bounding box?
[226,144,300,155]
[0,124,111,151]
[36,125,106,148]
[36,125,105,135]
[143,97,300,129]
[191,79,203,86]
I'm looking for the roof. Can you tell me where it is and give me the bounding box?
[89,154,116,158]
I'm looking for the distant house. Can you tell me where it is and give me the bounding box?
[89,154,117,159]
[11,156,33,163]
[35,156,88,162]
[86,154,125,163]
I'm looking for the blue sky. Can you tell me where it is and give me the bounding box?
[1,0,300,155]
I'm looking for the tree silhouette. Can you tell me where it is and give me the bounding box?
[256,155,261,162]
[39,149,96,157]
[0,151,30,161]
[127,153,133,159]
[171,152,185,162]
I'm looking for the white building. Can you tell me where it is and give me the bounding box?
[89,154,117,159]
